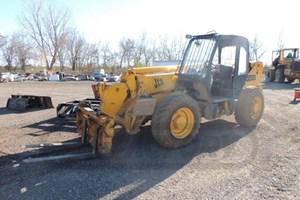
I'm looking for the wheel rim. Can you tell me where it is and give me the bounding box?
[250,96,262,119]
[170,107,194,139]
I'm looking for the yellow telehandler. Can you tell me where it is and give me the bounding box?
[266,48,300,83]
[24,33,264,162]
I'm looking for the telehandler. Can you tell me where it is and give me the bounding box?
[75,33,264,153]
[24,33,264,162]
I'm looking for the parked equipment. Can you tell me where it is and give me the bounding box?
[6,94,53,111]
[25,33,265,162]
[266,48,300,83]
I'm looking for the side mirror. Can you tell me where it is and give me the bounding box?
[186,34,192,39]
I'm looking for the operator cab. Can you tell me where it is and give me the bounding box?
[176,33,249,104]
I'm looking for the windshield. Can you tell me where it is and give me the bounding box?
[180,38,216,77]
[283,49,297,58]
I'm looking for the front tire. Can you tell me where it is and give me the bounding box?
[265,69,275,82]
[275,68,285,83]
[151,94,200,149]
[235,88,264,127]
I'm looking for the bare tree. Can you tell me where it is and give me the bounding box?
[57,43,67,71]
[117,34,185,68]
[170,36,185,61]
[250,35,267,61]
[66,29,85,70]
[20,0,71,70]
[0,34,6,47]
[0,32,34,71]
[99,42,113,67]
[67,38,102,70]
[57,32,69,71]
[0,35,15,71]
[76,44,88,70]
[277,31,284,49]
[132,33,146,67]
[108,52,120,69]
[84,43,99,69]
[119,38,135,68]
[132,33,158,67]
[13,32,34,71]
[142,36,157,66]
[157,35,170,61]
[156,35,184,62]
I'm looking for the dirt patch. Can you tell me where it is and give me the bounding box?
[0,81,299,199]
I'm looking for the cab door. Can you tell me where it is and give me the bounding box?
[233,45,249,96]
[216,43,249,97]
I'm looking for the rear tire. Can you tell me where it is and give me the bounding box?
[265,69,275,82]
[151,94,200,149]
[275,68,285,83]
[235,88,264,127]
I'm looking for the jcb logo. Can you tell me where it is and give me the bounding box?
[246,75,256,81]
[154,79,163,88]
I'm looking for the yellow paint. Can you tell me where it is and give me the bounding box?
[224,101,229,113]
[245,61,264,88]
[137,73,177,95]
[170,107,194,139]
[93,67,178,124]
[98,82,128,118]
[250,96,262,119]
[133,65,178,74]
[86,66,179,136]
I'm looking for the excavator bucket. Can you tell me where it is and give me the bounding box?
[6,94,54,111]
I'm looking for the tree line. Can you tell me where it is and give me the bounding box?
[0,1,185,73]
[0,0,265,73]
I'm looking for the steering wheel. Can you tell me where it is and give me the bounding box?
[211,63,219,72]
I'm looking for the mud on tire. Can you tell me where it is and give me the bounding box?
[265,68,275,82]
[235,88,264,127]
[151,94,200,149]
[275,68,285,83]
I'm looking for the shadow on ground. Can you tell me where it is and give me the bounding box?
[0,119,256,200]
[0,107,54,116]
[262,81,300,90]
[22,117,77,136]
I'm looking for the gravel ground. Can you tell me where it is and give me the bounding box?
[0,80,299,200]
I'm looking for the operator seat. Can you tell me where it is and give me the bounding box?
[211,65,233,97]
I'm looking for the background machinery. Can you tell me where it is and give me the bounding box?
[266,48,300,83]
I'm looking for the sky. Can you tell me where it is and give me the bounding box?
[0,0,299,65]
